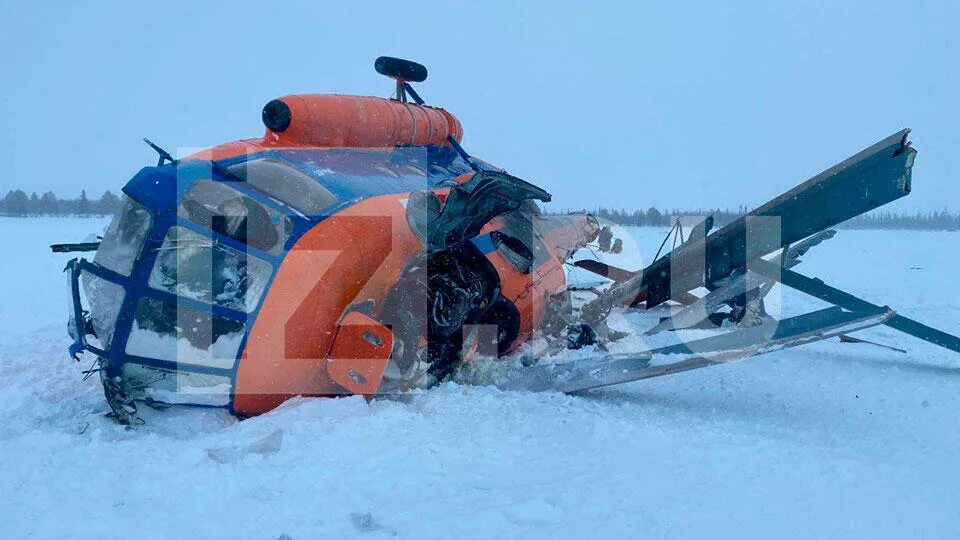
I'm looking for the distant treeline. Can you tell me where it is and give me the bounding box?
[3,189,959,231]
[0,189,121,217]
[561,207,960,231]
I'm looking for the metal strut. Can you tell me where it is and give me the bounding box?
[402,81,480,172]
[750,257,960,355]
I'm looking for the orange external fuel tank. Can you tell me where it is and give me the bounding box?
[261,94,464,148]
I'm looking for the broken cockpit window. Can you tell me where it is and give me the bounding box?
[148,226,272,313]
[178,180,293,255]
[121,363,232,406]
[227,158,337,215]
[124,297,245,370]
[94,196,152,276]
[79,270,125,350]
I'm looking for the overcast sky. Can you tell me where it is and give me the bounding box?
[1,1,956,212]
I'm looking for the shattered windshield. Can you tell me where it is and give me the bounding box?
[125,297,245,369]
[148,226,272,313]
[226,158,338,215]
[79,270,125,350]
[121,363,232,406]
[178,180,293,255]
[94,196,152,276]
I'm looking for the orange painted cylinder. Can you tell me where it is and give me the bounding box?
[261,94,463,148]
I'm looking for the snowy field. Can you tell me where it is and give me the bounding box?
[1,216,958,539]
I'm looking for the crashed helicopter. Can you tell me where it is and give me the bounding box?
[54,57,960,424]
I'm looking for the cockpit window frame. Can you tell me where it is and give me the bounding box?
[177,179,294,256]
[225,156,339,216]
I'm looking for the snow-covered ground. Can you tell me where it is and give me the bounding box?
[1,217,958,539]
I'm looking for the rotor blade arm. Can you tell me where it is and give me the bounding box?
[750,257,960,355]
[498,306,891,393]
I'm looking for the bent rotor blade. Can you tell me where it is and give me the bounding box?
[838,334,907,354]
[495,307,892,394]
[580,130,915,320]
[645,230,838,335]
[749,257,960,355]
